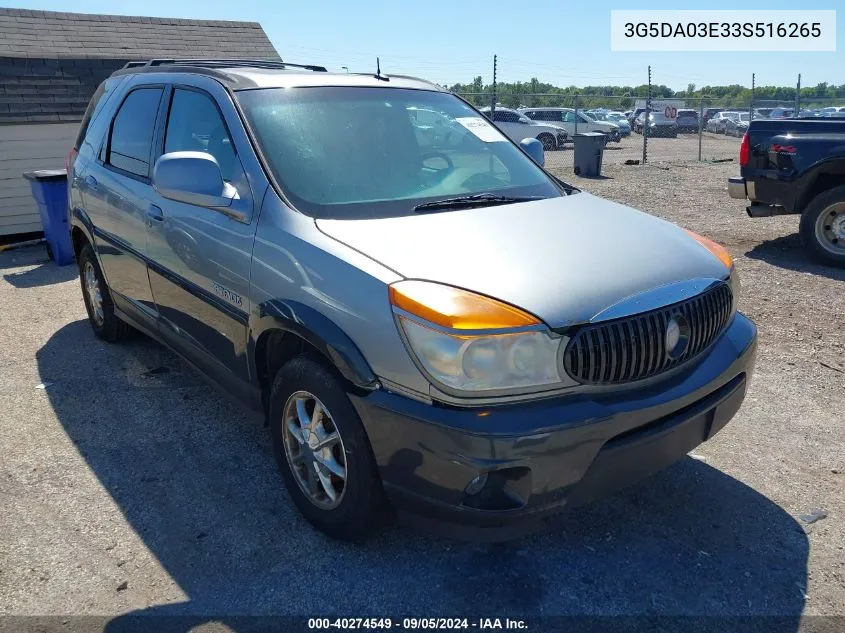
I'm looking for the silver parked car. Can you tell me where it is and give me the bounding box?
[707,111,740,134]
[635,112,678,137]
[68,59,757,541]
[725,112,750,136]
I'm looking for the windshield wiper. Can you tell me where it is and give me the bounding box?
[413,193,544,212]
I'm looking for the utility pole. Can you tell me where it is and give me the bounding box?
[643,65,651,164]
[796,73,801,114]
[698,95,704,161]
[491,55,497,119]
[750,73,755,119]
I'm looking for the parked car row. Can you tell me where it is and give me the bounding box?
[585,110,631,137]
[479,107,568,150]
[518,107,622,143]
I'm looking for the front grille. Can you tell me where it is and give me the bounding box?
[563,283,733,385]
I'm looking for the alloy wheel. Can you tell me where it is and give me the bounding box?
[83,261,104,326]
[282,390,347,509]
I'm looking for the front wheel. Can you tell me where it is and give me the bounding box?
[799,186,845,267]
[269,356,384,541]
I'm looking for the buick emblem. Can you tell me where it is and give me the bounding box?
[665,315,690,359]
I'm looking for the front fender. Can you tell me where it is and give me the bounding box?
[249,299,380,392]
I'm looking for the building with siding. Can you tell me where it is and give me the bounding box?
[0,7,279,236]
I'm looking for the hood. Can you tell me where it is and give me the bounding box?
[529,122,563,131]
[316,194,729,328]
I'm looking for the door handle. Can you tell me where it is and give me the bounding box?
[84,175,98,190]
[147,204,164,227]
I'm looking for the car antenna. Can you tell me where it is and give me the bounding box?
[374,57,389,82]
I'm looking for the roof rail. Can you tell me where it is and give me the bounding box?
[121,59,328,72]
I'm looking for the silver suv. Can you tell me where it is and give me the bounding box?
[68,59,757,541]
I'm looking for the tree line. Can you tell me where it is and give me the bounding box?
[447,77,845,110]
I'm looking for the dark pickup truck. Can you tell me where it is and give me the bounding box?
[728,118,845,267]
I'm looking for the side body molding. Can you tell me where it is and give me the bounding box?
[249,299,381,392]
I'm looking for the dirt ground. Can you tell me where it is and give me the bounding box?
[0,132,843,631]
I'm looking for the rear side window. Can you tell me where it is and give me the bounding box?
[106,87,164,178]
[164,89,236,182]
[493,110,520,123]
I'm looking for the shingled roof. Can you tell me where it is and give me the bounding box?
[0,7,281,124]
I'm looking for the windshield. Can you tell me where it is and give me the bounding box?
[238,87,562,219]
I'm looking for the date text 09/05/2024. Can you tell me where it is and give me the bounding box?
[308,618,528,630]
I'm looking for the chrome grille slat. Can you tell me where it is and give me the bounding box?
[642,314,655,376]
[563,284,733,386]
[608,323,618,382]
[634,318,647,377]
[690,297,703,356]
[617,322,629,382]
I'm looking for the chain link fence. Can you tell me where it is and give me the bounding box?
[453,88,845,177]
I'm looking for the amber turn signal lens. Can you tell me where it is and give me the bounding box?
[389,280,540,330]
[684,230,734,270]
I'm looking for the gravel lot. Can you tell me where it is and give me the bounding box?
[1,133,843,631]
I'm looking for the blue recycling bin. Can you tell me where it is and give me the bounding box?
[23,169,74,266]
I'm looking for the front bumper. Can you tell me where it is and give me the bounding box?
[353,313,757,540]
[647,125,678,137]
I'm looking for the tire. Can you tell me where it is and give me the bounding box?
[537,133,555,151]
[269,355,384,541]
[78,244,134,342]
[799,185,845,267]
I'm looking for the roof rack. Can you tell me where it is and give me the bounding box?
[121,59,328,72]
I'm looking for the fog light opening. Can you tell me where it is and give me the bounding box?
[461,467,531,511]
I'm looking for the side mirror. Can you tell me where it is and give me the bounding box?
[520,137,545,167]
[153,151,239,212]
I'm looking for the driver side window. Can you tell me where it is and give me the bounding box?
[164,88,237,182]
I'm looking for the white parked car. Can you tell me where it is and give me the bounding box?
[479,107,567,150]
[519,107,621,143]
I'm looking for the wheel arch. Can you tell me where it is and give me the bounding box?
[70,207,96,260]
[250,299,380,416]
[797,159,845,213]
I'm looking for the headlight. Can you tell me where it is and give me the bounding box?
[389,281,566,394]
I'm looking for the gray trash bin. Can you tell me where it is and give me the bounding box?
[573,132,605,177]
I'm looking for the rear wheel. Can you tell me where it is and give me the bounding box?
[800,186,845,267]
[269,356,384,541]
[537,133,555,151]
[78,244,134,342]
